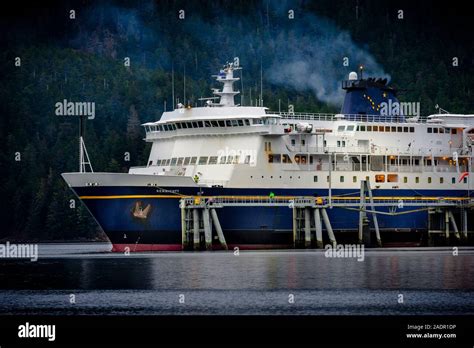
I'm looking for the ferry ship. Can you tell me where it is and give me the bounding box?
[62,62,473,251]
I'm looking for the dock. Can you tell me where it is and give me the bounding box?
[180,180,473,250]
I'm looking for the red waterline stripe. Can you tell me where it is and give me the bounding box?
[111,243,293,252]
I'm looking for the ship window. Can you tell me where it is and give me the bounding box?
[231,120,239,127]
[360,125,366,131]
[238,120,244,126]
[225,120,232,127]
[184,157,191,165]
[373,126,378,131]
[148,160,153,166]
[428,128,432,133]
[245,155,251,164]
[366,176,370,182]
[439,128,444,134]
[451,129,457,135]
[415,177,420,183]
[403,127,409,132]
[291,139,296,146]
[327,176,330,182]
[210,121,218,127]
[268,154,274,163]
[218,120,225,127]
[410,127,415,133]
[180,122,187,129]
[353,176,357,183]
[245,119,251,126]
[347,125,355,131]
[340,176,344,183]
[388,174,398,183]
[156,159,161,166]
[452,177,456,184]
[314,175,318,182]
[192,122,199,128]
[338,125,345,132]
[208,156,218,164]
[397,126,402,132]
[177,157,184,165]
[428,177,432,183]
[414,159,420,166]
[198,157,208,165]
[190,157,197,165]
[186,122,192,128]
[282,154,292,163]
[165,159,171,166]
[337,141,341,147]
[253,119,263,125]
[234,155,240,164]
[204,121,212,127]
[464,177,468,183]
[380,126,385,132]
[375,174,385,183]
[301,139,305,146]
[440,177,444,184]
[385,126,390,132]
[391,126,396,132]
[367,126,372,131]
[198,121,204,128]
[219,156,226,164]
[433,128,438,134]
[226,156,234,164]
[403,177,408,183]
[170,158,177,166]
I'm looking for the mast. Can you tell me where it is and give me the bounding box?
[212,62,241,107]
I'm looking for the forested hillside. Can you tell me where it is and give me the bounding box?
[1,0,472,240]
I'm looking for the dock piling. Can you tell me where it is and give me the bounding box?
[313,208,323,248]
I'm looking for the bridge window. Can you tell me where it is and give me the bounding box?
[170,158,177,166]
[385,126,390,132]
[208,156,218,164]
[347,125,355,131]
[428,128,432,133]
[184,157,191,165]
[226,156,234,164]
[410,127,415,133]
[245,119,251,126]
[245,155,251,164]
[177,157,184,166]
[238,120,244,126]
[360,125,366,131]
[433,128,438,134]
[403,127,409,132]
[165,159,171,166]
[397,126,402,132]
[190,157,197,165]
[338,125,345,132]
[367,126,372,131]
[148,160,153,166]
[198,157,208,165]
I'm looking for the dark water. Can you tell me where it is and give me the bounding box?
[0,243,473,315]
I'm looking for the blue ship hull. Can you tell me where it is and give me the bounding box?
[72,185,468,251]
